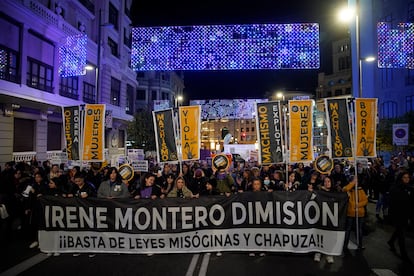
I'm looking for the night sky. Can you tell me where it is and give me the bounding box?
[131,0,348,100]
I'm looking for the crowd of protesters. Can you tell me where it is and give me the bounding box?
[0,152,413,263]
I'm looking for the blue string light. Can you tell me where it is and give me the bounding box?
[378,22,414,69]
[59,34,87,77]
[132,23,320,71]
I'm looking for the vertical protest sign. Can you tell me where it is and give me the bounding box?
[179,105,201,161]
[355,98,377,158]
[153,109,178,163]
[325,98,353,159]
[255,101,284,164]
[62,106,81,161]
[82,104,105,162]
[289,100,313,163]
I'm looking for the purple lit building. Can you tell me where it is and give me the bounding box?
[0,0,184,166]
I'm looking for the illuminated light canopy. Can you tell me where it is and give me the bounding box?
[59,34,87,77]
[377,22,414,69]
[190,99,268,119]
[132,23,320,71]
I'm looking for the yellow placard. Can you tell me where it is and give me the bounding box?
[289,100,313,162]
[179,105,201,161]
[355,98,377,157]
[82,104,105,161]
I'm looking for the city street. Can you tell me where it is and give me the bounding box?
[1,202,413,276]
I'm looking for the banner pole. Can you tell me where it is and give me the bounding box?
[283,103,289,182]
[351,98,359,248]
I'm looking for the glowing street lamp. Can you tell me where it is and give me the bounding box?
[175,95,183,108]
[276,91,285,101]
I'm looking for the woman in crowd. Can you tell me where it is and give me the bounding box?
[167,176,194,198]
[97,167,129,199]
[133,173,163,199]
[236,168,253,192]
[283,171,300,192]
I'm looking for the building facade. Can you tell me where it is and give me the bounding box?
[0,0,138,167]
[316,37,352,99]
[135,71,185,111]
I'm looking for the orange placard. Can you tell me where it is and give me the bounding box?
[82,104,105,161]
[289,100,313,162]
[355,98,377,157]
[179,105,201,161]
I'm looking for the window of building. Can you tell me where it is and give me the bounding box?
[110,77,121,106]
[246,127,250,132]
[408,2,414,21]
[109,2,119,30]
[136,89,146,100]
[118,129,125,148]
[123,28,131,48]
[108,37,118,57]
[251,127,255,132]
[26,57,53,92]
[126,84,134,114]
[83,81,95,103]
[59,76,79,99]
[335,89,342,96]
[47,122,62,151]
[78,0,94,13]
[406,95,414,113]
[405,70,414,86]
[151,90,157,101]
[338,56,351,70]
[137,72,145,78]
[13,118,34,152]
[381,101,397,119]
[162,92,169,100]
[124,0,131,17]
[0,45,19,83]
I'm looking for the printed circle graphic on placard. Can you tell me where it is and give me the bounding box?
[314,155,334,175]
[118,164,134,182]
[395,128,406,139]
[212,154,230,171]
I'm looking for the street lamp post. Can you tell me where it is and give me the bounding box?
[96,9,113,104]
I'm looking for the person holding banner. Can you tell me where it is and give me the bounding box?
[342,175,368,253]
[97,167,129,199]
[73,173,97,198]
[133,173,163,200]
[314,176,337,264]
[200,178,219,196]
[214,166,235,195]
[282,172,300,192]
[167,176,194,199]
[248,178,267,257]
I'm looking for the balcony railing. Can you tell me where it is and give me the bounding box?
[21,0,79,36]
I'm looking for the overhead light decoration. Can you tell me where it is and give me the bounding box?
[59,33,87,77]
[132,23,320,71]
[378,22,414,69]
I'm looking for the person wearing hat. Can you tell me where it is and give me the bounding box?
[200,178,219,196]
[188,168,207,197]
